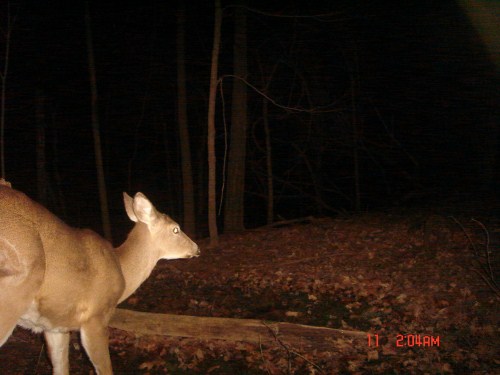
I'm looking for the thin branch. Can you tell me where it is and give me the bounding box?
[451,216,479,256]
[452,216,499,296]
[262,321,325,374]
[217,81,228,216]
[472,218,495,282]
[259,336,272,375]
[225,4,346,22]
[0,4,16,178]
[219,74,344,114]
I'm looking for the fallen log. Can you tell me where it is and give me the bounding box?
[110,308,367,352]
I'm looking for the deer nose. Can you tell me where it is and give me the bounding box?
[194,247,201,257]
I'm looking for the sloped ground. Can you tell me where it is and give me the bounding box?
[1,213,498,374]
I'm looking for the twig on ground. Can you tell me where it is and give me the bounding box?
[262,321,325,374]
[451,217,499,298]
[259,336,272,375]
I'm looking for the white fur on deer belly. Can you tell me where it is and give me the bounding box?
[18,300,72,333]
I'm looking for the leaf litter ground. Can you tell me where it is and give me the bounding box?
[1,213,498,374]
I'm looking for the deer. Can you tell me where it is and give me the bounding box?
[0,180,200,374]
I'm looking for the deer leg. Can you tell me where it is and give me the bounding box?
[0,232,45,346]
[0,273,44,346]
[80,317,113,375]
[44,330,70,375]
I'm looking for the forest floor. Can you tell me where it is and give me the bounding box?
[1,211,499,374]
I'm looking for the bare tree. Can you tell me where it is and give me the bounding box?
[350,59,361,212]
[35,90,48,204]
[176,0,196,236]
[262,97,274,224]
[0,3,15,179]
[85,1,112,241]
[224,1,248,232]
[255,59,280,225]
[207,0,222,246]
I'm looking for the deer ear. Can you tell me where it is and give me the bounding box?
[131,193,159,225]
[123,192,137,222]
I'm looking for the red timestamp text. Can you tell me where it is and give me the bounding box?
[367,333,440,347]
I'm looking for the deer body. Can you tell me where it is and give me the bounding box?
[0,183,199,374]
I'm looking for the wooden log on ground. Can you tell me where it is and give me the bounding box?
[110,308,367,351]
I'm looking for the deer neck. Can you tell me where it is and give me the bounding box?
[115,224,159,304]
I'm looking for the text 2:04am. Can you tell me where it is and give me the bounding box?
[367,334,440,347]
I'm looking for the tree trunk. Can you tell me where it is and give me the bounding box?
[176,1,196,236]
[85,1,112,241]
[207,0,222,246]
[224,2,248,232]
[35,90,48,205]
[263,97,274,224]
[351,74,361,212]
[110,308,367,352]
[0,5,13,179]
[51,124,67,217]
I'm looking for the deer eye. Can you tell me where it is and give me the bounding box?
[173,227,180,234]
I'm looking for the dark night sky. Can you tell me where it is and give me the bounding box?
[2,1,498,239]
